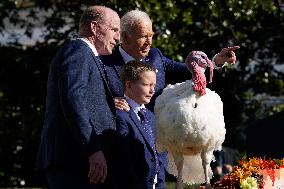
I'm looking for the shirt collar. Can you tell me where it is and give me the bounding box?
[78,38,98,56]
[119,45,144,63]
[124,95,145,114]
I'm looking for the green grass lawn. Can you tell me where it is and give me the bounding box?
[167,182,201,189]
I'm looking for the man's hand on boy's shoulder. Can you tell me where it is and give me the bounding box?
[114,97,130,111]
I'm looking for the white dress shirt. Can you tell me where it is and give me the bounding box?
[119,46,159,73]
[78,38,98,56]
[124,95,145,121]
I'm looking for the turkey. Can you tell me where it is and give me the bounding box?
[155,51,226,189]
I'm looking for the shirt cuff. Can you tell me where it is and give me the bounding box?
[212,53,225,70]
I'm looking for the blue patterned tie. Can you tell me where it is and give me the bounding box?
[138,108,159,175]
[138,108,154,146]
[138,108,156,148]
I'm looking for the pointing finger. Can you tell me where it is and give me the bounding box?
[225,46,240,51]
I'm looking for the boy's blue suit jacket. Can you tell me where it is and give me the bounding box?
[113,108,167,189]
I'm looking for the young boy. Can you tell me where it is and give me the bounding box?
[113,60,167,189]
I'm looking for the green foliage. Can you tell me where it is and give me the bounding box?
[0,0,284,187]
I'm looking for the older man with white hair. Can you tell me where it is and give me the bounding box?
[100,9,239,188]
[100,9,239,113]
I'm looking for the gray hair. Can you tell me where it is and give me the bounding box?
[121,10,151,35]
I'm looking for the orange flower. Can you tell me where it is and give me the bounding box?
[212,157,284,189]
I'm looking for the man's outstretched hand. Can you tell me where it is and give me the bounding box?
[215,46,240,66]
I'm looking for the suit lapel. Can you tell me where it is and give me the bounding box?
[128,109,155,154]
[112,48,125,78]
[90,53,116,114]
[92,55,107,82]
[101,48,125,97]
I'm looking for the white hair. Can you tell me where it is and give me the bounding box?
[121,10,151,34]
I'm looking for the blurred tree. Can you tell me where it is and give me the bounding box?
[0,0,283,187]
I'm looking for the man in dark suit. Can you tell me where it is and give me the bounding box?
[113,61,167,189]
[100,9,240,112]
[36,6,120,189]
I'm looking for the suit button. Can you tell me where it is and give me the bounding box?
[112,116,116,122]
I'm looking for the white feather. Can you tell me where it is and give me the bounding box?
[155,80,226,184]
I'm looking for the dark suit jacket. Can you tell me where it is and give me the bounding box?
[100,47,191,112]
[37,39,116,171]
[112,108,167,189]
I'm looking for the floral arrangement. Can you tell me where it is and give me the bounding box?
[212,157,284,189]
